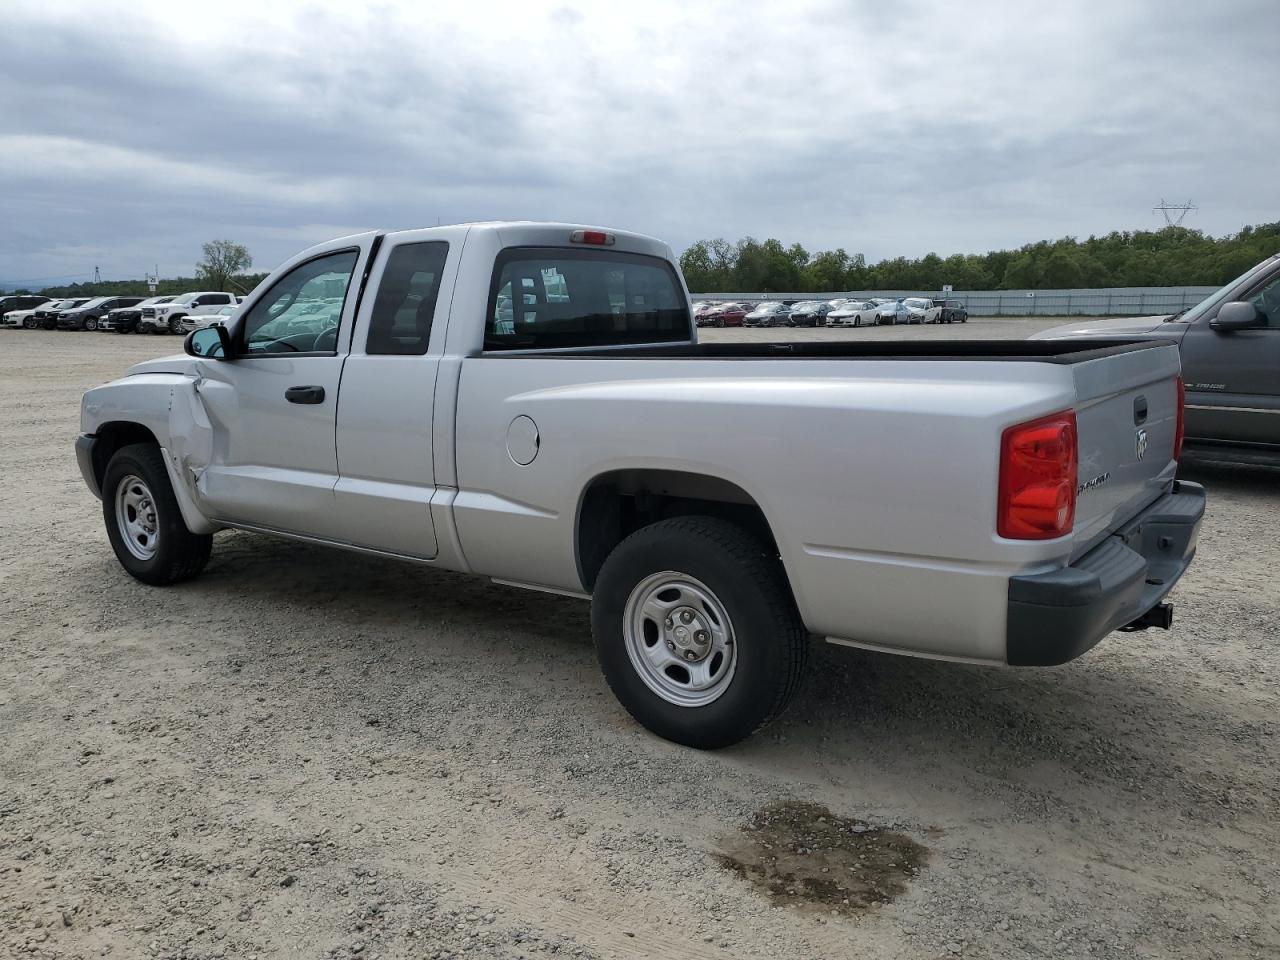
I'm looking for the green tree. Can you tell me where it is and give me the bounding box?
[803,249,850,291]
[197,240,253,292]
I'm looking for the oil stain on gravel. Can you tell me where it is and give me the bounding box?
[713,801,929,915]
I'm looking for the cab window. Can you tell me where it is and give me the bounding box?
[366,241,449,355]
[241,250,358,355]
[484,248,690,350]
[1248,274,1280,328]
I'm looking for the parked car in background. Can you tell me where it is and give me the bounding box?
[0,295,51,328]
[788,301,831,327]
[875,300,912,325]
[0,295,53,328]
[34,298,91,330]
[693,302,723,327]
[743,302,791,327]
[937,299,968,323]
[99,296,174,333]
[179,303,239,333]
[700,302,749,327]
[1033,251,1280,465]
[57,296,145,331]
[140,292,237,334]
[826,300,881,327]
[902,298,942,324]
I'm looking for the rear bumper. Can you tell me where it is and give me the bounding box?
[1005,480,1206,666]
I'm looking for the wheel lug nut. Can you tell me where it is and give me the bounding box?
[684,651,696,661]
[680,610,693,624]
[664,617,674,629]
[666,641,675,650]
[695,631,707,643]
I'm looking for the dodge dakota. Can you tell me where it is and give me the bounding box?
[76,222,1205,747]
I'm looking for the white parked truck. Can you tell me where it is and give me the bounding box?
[138,291,238,334]
[76,222,1204,747]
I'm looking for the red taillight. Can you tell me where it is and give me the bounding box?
[997,410,1078,540]
[570,229,615,246]
[1173,376,1185,460]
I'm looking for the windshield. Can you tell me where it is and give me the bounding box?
[1181,257,1279,324]
[905,298,930,307]
[173,293,198,305]
[143,296,173,305]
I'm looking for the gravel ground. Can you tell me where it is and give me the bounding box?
[2,322,1277,960]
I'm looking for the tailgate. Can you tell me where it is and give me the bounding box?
[1069,342,1182,557]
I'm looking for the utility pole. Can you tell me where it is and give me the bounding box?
[93,265,101,284]
[1153,199,1197,227]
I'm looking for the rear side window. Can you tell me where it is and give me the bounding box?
[485,247,690,351]
[367,241,449,355]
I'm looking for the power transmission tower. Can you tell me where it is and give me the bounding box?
[93,265,102,283]
[1153,199,1197,226]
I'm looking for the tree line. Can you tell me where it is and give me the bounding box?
[679,222,1280,293]
[19,241,260,298]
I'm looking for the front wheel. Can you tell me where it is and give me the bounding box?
[591,517,808,749]
[168,316,184,334]
[23,317,36,329]
[84,316,98,331]
[102,443,212,585]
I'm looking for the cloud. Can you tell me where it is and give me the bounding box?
[0,0,1275,284]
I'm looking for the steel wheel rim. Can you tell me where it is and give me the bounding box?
[623,571,737,708]
[115,474,160,561]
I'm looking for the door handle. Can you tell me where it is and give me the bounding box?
[285,385,325,404]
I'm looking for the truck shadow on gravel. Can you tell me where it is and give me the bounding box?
[712,801,929,916]
[180,530,1266,823]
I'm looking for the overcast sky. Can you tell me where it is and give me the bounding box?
[1,0,1276,286]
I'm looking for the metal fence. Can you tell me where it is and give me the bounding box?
[689,286,1219,317]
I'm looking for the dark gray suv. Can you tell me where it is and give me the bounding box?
[1033,253,1280,465]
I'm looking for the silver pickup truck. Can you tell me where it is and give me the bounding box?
[76,222,1205,747]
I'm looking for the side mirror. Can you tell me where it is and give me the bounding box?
[1211,301,1262,331]
[185,325,233,360]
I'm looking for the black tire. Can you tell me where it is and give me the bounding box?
[168,315,185,334]
[42,317,55,330]
[102,443,212,586]
[84,316,98,331]
[591,516,808,749]
[23,317,36,330]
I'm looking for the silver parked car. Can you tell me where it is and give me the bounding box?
[743,302,791,327]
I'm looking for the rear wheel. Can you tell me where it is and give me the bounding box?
[591,517,808,749]
[102,443,212,585]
